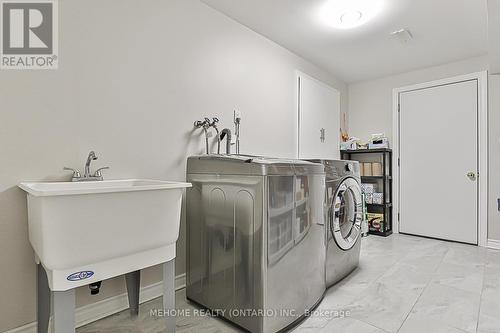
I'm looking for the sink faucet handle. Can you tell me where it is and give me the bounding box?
[63,167,81,178]
[94,167,109,177]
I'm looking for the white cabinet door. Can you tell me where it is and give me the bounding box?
[298,74,340,160]
[399,80,478,244]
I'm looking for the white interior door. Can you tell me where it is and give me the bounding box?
[399,80,478,244]
[298,74,340,159]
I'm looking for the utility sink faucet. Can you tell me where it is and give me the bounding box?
[84,151,97,178]
[64,151,109,182]
[219,128,232,155]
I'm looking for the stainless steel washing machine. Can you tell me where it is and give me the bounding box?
[186,155,326,333]
[308,160,362,287]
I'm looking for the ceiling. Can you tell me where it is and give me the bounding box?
[201,0,489,82]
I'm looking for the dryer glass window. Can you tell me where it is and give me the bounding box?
[332,177,362,250]
[339,189,356,237]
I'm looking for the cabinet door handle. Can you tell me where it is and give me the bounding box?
[320,128,326,143]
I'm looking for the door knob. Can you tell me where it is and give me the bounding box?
[466,172,477,181]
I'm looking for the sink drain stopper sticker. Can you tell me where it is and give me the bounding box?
[67,271,94,281]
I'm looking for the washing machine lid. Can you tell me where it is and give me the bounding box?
[331,177,362,250]
[187,155,325,176]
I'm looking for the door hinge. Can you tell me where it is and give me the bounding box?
[398,213,400,221]
[398,158,400,167]
[398,104,400,113]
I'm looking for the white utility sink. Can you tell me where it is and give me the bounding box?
[19,179,191,291]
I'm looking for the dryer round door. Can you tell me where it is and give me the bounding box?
[331,177,362,250]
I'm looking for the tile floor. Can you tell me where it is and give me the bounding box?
[77,234,500,333]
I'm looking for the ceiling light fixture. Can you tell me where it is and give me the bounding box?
[340,10,362,24]
[320,0,384,30]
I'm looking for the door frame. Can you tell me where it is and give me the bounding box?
[392,71,488,246]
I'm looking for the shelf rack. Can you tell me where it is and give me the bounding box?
[341,148,393,237]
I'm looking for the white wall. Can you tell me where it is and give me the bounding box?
[348,56,489,142]
[0,0,347,331]
[488,0,500,73]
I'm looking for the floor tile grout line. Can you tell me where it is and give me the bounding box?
[311,235,412,333]
[475,263,487,333]
[394,243,449,333]
[357,236,435,333]
[395,243,485,333]
[437,246,487,333]
[356,317,391,333]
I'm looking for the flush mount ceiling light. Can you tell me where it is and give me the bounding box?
[320,0,385,30]
[340,10,362,25]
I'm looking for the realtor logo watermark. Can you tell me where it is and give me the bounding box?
[0,0,58,69]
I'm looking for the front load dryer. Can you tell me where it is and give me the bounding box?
[308,160,362,287]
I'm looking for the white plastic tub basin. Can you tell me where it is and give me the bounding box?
[19,179,191,290]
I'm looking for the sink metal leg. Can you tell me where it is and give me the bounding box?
[125,270,141,316]
[53,289,75,333]
[163,259,175,333]
[37,264,50,333]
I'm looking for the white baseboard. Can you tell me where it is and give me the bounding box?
[487,239,500,250]
[4,274,186,333]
